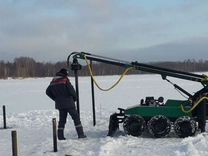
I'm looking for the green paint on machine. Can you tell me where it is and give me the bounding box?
[125,100,192,121]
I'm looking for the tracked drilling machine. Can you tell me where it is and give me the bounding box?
[67,52,208,138]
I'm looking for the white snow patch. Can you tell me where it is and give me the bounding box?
[1,73,208,156]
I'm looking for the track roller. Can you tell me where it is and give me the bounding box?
[123,115,146,137]
[147,115,171,138]
[174,116,197,138]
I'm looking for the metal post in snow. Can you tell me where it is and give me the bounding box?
[74,70,80,117]
[90,60,96,126]
[11,130,18,156]
[3,105,7,129]
[52,118,58,152]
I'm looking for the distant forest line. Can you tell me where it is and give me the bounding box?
[0,57,208,79]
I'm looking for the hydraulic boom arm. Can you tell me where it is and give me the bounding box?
[67,52,208,86]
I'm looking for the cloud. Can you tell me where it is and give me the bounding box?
[0,0,208,62]
[114,37,208,62]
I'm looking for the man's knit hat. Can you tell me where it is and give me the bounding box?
[56,68,68,77]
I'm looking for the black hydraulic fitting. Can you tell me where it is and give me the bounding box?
[71,58,82,71]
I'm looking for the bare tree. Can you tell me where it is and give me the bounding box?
[0,56,208,79]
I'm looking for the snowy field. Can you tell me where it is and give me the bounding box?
[1,73,208,156]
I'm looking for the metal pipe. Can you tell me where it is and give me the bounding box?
[90,60,96,126]
[74,70,80,116]
[11,130,18,156]
[3,105,6,129]
[52,118,57,152]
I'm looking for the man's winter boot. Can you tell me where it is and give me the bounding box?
[75,125,87,139]
[58,128,66,140]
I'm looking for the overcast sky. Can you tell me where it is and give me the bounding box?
[0,0,208,62]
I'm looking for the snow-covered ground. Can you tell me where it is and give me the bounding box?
[0,73,208,156]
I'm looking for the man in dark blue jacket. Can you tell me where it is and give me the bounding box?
[46,68,86,140]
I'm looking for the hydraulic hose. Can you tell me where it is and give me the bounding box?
[83,55,134,91]
[181,96,208,113]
